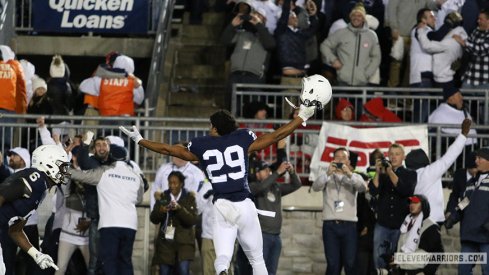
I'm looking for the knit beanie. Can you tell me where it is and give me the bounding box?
[350,2,366,19]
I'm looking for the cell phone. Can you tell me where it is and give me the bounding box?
[240,14,252,21]
[334,162,343,169]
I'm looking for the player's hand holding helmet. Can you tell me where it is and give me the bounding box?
[32,145,70,184]
[119,125,144,144]
[300,74,332,110]
[28,247,59,270]
[287,74,332,126]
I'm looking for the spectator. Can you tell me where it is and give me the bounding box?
[359,97,402,123]
[79,54,144,127]
[252,0,281,34]
[151,171,198,275]
[445,151,478,223]
[449,147,489,274]
[275,0,318,85]
[428,84,478,145]
[54,177,90,275]
[369,143,417,269]
[221,1,276,108]
[312,147,367,275]
[248,159,302,274]
[320,3,381,86]
[76,136,112,275]
[394,195,443,275]
[435,0,465,30]
[19,59,35,104]
[385,0,438,87]
[47,55,75,124]
[335,98,355,121]
[23,76,53,149]
[69,150,144,275]
[405,119,472,225]
[455,9,489,90]
[410,8,436,88]
[151,144,206,211]
[0,45,27,152]
[417,12,466,87]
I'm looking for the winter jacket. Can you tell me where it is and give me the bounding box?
[320,23,381,86]
[151,189,198,265]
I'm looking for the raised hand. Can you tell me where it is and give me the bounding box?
[119,126,143,144]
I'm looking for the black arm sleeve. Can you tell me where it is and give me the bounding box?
[0,176,32,202]
[426,24,451,41]
[0,164,12,183]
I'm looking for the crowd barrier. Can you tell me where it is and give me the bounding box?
[231,84,489,125]
[2,113,488,274]
[1,113,488,182]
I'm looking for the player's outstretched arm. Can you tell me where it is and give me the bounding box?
[249,105,315,153]
[120,126,199,161]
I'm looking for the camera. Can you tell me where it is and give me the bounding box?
[381,158,391,168]
[334,162,343,169]
[240,14,252,21]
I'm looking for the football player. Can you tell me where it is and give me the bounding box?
[0,145,70,273]
[121,75,331,275]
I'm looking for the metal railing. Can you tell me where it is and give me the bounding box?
[231,84,489,125]
[1,114,488,182]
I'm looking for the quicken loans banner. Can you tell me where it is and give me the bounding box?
[32,0,148,34]
[309,123,429,181]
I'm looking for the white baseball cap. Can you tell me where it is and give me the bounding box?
[8,147,31,168]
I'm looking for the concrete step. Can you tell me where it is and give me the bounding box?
[176,46,226,65]
[166,105,222,118]
[174,64,225,79]
[168,86,227,107]
[183,12,226,26]
[180,24,221,40]
[173,76,227,87]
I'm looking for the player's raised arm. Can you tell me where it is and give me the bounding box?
[120,126,199,161]
[249,105,315,153]
[249,74,332,153]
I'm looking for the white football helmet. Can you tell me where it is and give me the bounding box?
[31,145,70,184]
[300,75,332,110]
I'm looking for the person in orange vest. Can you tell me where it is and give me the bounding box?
[79,53,144,133]
[0,45,27,152]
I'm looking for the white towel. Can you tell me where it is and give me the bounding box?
[400,212,423,253]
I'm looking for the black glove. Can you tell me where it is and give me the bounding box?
[444,11,463,28]
[203,189,214,199]
[444,212,460,229]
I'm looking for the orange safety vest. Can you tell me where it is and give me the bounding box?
[98,77,135,116]
[0,61,19,112]
[84,94,99,109]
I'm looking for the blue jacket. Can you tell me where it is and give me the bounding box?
[460,173,489,243]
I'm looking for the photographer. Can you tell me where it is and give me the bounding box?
[369,144,417,270]
[312,147,367,275]
[453,148,489,275]
[220,0,276,108]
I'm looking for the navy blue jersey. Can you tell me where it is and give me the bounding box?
[0,168,49,225]
[188,129,256,202]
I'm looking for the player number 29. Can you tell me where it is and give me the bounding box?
[203,145,245,183]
